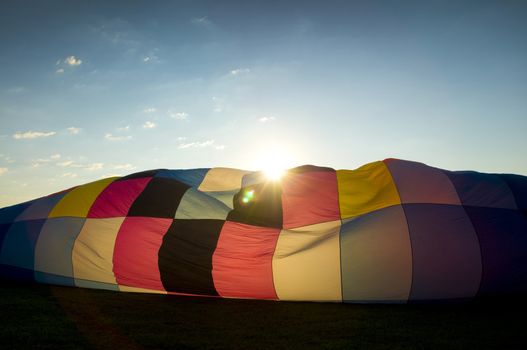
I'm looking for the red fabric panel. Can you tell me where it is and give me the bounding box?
[282,170,340,229]
[88,178,152,218]
[113,217,172,291]
[212,221,280,299]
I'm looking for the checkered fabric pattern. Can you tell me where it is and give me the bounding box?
[1,159,526,302]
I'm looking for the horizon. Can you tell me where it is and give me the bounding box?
[1,0,527,207]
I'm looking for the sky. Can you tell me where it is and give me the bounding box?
[1,0,526,207]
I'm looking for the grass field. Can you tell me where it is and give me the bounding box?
[1,281,525,349]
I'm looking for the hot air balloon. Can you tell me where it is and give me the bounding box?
[1,159,526,302]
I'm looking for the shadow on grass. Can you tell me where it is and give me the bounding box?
[1,280,526,349]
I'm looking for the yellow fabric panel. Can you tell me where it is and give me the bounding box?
[272,220,342,302]
[72,217,124,285]
[49,177,117,218]
[198,167,250,192]
[118,285,167,294]
[337,161,401,219]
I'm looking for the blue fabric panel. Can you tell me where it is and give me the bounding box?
[405,204,482,300]
[500,174,527,211]
[15,191,68,221]
[35,271,74,287]
[0,200,36,224]
[465,206,527,296]
[0,264,34,282]
[0,223,13,254]
[155,168,210,187]
[0,219,46,270]
[445,171,516,209]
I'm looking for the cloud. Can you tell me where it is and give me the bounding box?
[113,163,135,171]
[56,68,64,74]
[230,68,250,76]
[142,53,159,63]
[143,121,156,129]
[61,172,78,178]
[215,145,226,150]
[64,56,82,66]
[31,154,61,168]
[13,131,56,139]
[178,139,215,149]
[143,107,157,113]
[85,163,104,171]
[0,167,7,176]
[168,111,188,120]
[259,116,276,123]
[117,126,130,131]
[105,133,132,141]
[191,16,212,27]
[67,127,81,134]
[57,160,74,167]
[0,154,14,163]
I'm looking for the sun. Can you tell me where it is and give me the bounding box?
[252,145,295,181]
[264,165,285,181]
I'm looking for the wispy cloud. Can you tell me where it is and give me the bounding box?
[105,133,132,141]
[64,55,82,66]
[61,172,78,178]
[259,116,276,123]
[67,127,81,134]
[55,159,105,172]
[30,154,61,168]
[178,139,215,149]
[113,163,135,171]
[56,68,64,74]
[168,111,188,120]
[230,68,250,76]
[85,163,104,171]
[57,160,74,167]
[0,154,14,163]
[117,126,130,132]
[0,167,7,176]
[13,131,56,139]
[142,53,159,63]
[143,121,156,129]
[215,145,226,150]
[191,16,213,27]
[143,107,157,114]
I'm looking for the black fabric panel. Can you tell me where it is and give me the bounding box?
[500,174,527,211]
[128,177,190,218]
[158,219,224,296]
[465,206,527,296]
[0,264,34,283]
[227,181,283,228]
[118,169,163,181]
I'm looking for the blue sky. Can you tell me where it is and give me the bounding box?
[1,0,526,206]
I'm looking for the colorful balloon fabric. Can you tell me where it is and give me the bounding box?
[1,159,526,302]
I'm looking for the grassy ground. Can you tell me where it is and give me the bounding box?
[0,281,525,349]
